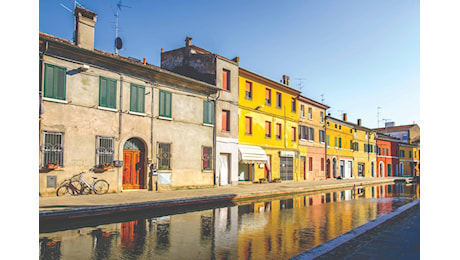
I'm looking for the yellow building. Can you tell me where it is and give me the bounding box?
[238,70,300,182]
[325,115,354,179]
[349,119,377,178]
[398,143,419,177]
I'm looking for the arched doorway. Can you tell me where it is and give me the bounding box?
[123,138,146,190]
[332,158,337,178]
[379,162,385,177]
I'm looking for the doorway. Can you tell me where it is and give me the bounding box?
[219,153,230,186]
[300,156,306,180]
[123,138,145,190]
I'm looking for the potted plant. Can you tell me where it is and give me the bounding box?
[102,162,112,170]
[47,161,59,169]
[273,178,282,183]
[259,178,267,183]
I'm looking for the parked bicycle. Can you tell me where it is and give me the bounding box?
[56,172,109,196]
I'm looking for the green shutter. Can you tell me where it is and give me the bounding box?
[159,90,172,118]
[159,90,165,116]
[165,91,171,117]
[44,64,66,100]
[108,79,117,108]
[350,140,353,150]
[99,77,107,107]
[130,84,137,112]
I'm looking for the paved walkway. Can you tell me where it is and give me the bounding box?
[294,200,420,260]
[40,177,399,218]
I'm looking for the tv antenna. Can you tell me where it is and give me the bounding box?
[377,106,382,128]
[294,78,306,92]
[320,94,324,103]
[60,0,85,41]
[114,0,131,54]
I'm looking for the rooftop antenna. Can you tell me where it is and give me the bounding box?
[114,0,131,54]
[320,94,324,103]
[382,118,392,133]
[294,78,306,92]
[60,0,85,41]
[377,106,382,128]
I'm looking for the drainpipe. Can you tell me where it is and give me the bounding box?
[209,90,220,186]
[39,41,48,168]
[118,74,123,192]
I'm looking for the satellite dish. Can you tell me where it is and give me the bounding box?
[115,37,123,50]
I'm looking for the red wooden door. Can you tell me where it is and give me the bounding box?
[123,150,143,189]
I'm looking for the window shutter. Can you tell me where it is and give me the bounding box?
[203,101,208,124]
[44,65,54,98]
[165,91,171,117]
[56,66,66,100]
[109,79,116,108]
[100,77,107,106]
[130,85,137,112]
[350,140,353,150]
[159,90,165,116]
[222,70,228,90]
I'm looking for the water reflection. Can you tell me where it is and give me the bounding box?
[39,183,419,259]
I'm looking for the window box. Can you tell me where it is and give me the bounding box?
[272,178,282,183]
[47,162,59,170]
[259,178,267,183]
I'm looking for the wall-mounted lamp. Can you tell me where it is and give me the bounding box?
[255,105,264,110]
[81,64,90,71]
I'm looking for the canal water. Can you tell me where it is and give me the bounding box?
[39,182,419,260]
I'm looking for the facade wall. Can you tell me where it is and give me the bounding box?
[352,128,376,178]
[398,144,419,177]
[298,98,327,181]
[238,72,299,182]
[326,118,354,178]
[39,37,218,196]
[376,139,400,177]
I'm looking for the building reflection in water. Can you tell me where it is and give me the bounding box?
[39,183,419,259]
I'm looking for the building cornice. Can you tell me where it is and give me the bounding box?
[239,67,301,96]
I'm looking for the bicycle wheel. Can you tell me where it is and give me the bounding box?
[56,185,69,196]
[68,180,83,196]
[93,180,110,194]
[80,183,92,195]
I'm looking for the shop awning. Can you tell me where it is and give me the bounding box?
[238,144,268,164]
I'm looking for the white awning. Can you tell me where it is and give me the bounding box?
[238,144,268,164]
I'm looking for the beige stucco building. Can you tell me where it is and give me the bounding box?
[161,38,240,186]
[39,7,219,196]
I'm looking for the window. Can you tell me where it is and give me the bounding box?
[400,150,405,158]
[291,127,296,141]
[130,84,145,113]
[319,130,325,143]
[222,110,230,132]
[276,92,282,108]
[338,137,342,148]
[203,100,214,125]
[308,108,313,120]
[327,135,330,146]
[265,121,271,138]
[308,157,313,171]
[334,137,337,147]
[96,136,114,166]
[386,148,389,156]
[99,77,117,109]
[265,88,271,105]
[245,116,252,135]
[300,125,307,140]
[158,143,171,170]
[409,151,412,158]
[291,98,296,112]
[320,111,324,123]
[276,123,282,139]
[222,69,230,91]
[245,81,252,99]
[414,151,417,159]
[44,63,66,100]
[202,146,212,170]
[159,89,172,118]
[321,158,325,171]
[300,105,305,118]
[308,127,315,142]
[364,144,368,153]
[42,132,64,167]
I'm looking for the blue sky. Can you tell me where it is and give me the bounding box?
[39,0,420,128]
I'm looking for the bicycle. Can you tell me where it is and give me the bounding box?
[56,172,109,196]
[77,172,110,195]
[56,173,84,196]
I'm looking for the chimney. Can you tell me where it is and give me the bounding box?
[357,119,361,126]
[343,113,347,122]
[74,6,97,50]
[185,36,192,47]
[282,75,290,86]
[232,56,240,64]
